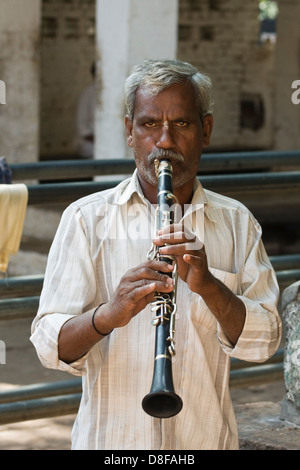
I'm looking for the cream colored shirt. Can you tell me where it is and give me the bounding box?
[30,170,281,450]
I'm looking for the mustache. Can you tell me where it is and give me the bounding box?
[147,149,184,164]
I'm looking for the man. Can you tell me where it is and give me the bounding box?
[31,59,281,450]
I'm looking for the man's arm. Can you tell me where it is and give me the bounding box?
[183,259,246,345]
[154,224,246,345]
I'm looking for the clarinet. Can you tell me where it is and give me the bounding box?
[142,159,183,418]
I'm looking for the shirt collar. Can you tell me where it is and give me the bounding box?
[116,169,149,206]
[191,178,217,223]
[116,170,217,223]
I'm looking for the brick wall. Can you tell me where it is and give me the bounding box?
[177,0,274,150]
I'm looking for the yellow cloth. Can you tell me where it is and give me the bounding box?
[0,184,28,272]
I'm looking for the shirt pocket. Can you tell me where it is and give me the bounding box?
[189,267,240,332]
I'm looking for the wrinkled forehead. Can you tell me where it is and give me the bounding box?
[133,82,198,118]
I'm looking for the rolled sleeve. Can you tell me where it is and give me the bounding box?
[217,295,282,362]
[30,313,88,376]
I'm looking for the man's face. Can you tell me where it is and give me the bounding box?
[125,81,213,190]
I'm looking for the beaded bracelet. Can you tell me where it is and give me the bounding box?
[92,303,114,336]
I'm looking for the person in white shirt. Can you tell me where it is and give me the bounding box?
[31,59,282,450]
[76,62,96,159]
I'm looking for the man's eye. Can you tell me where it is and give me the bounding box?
[144,121,157,128]
[176,121,188,127]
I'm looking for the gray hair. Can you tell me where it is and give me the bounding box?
[123,59,214,121]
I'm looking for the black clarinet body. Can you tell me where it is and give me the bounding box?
[142,159,183,419]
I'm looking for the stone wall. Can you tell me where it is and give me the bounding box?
[0,0,41,164]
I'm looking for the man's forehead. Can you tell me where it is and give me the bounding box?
[133,82,197,115]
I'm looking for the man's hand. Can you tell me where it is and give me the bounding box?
[153,223,213,296]
[100,260,175,331]
[58,259,174,363]
[153,223,246,345]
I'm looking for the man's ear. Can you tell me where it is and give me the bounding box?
[124,115,134,147]
[202,114,213,147]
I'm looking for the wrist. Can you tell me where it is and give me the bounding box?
[196,271,217,297]
[92,303,114,336]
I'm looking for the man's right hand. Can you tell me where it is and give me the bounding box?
[58,260,174,363]
[95,260,174,332]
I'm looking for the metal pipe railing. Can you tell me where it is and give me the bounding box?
[0,296,40,320]
[9,150,300,181]
[0,393,82,425]
[0,271,298,320]
[0,350,283,406]
[269,254,300,271]
[0,361,284,425]
[1,255,298,300]
[24,171,300,205]
[0,268,298,320]
[229,362,283,388]
[0,275,44,299]
[0,378,82,404]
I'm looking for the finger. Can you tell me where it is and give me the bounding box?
[125,263,175,292]
[159,240,204,255]
[128,263,174,284]
[131,275,173,289]
[183,254,203,265]
[154,231,198,246]
[157,223,195,240]
[127,279,173,305]
[144,259,174,273]
[182,254,207,273]
[154,231,190,245]
[158,223,183,234]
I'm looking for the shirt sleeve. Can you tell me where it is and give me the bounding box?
[30,203,98,376]
[217,216,282,363]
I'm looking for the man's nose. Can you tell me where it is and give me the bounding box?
[155,123,175,149]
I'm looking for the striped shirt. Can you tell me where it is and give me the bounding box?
[30,170,282,450]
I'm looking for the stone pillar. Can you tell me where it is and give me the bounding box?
[0,0,41,163]
[280,281,300,425]
[94,0,179,160]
